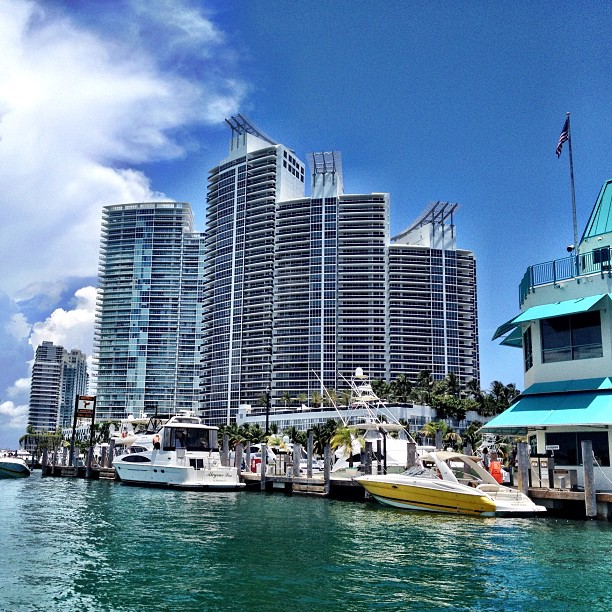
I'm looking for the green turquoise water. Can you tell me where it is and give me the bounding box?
[1,474,610,611]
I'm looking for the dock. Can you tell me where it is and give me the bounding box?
[38,440,612,521]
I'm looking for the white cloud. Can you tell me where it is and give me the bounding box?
[29,286,97,356]
[0,0,244,295]
[0,401,29,431]
[7,378,30,400]
[6,313,30,342]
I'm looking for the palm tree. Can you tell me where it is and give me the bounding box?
[489,381,520,414]
[281,391,292,408]
[296,393,308,409]
[412,370,434,405]
[308,419,341,456]
[419,419,448,443]
[371,378,391,401]
[324,388,338,408]
[339,389,352,408]
[443,430,463,451]
[465,378,483,401]
[462,421,483,452]
[442,373,461,398]
[284,426,307,446]
[391,374,412,404]
[311,391,323,409]
[330,426,364,460]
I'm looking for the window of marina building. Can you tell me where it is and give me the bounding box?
[540,311,603,363]
[543,431,610,467]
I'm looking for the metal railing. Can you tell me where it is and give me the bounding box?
[519,247,611,306]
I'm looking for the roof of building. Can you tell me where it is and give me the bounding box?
[581,179,612,241]
[480,377,612,434]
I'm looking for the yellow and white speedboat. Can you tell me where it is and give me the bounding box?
[356,451,546,517]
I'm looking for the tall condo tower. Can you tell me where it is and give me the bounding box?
[202,116,305,424]
[94,202,204,421]
[28,341,88,432]
[274,151,389,404]
[59,348,89,427]
[389,202,479,386]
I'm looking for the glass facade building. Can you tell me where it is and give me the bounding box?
[274,152,389,402]
[28,341,88,432]
[388,202,479,387]
[94,202,204,421]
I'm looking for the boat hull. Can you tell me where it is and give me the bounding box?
[357,476,498,517]
[0,459,31,479]
[114,460,244,490]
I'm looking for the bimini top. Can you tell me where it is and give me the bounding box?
[581,179,612,241]
[492,294,611,345]
[480,378,612,435]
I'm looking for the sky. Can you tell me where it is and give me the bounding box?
[0,0,610,449]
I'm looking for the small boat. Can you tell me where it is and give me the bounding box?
[0,455,31,479]
[356,451,546,517]
[113,412,244,490]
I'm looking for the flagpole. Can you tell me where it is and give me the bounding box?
[566,112,579,273]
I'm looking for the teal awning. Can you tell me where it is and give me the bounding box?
[492,294,610,341]
[480,381,612,435]
[500,326,523,348]
[522,378,612,395]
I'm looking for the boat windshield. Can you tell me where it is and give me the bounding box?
[402,465,438,479]
[163,427,217,452]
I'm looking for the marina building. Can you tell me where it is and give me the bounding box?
[202,117,479,425]
[93,202,204,421]
[28,341,88,432]
[487,179,612,491]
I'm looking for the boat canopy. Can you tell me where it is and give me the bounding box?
[480,378,612,435]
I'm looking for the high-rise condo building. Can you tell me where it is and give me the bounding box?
[201,117,479,425]
[59,348,89,428]
[202,116,305,424]
[389,203,479,385]
[28,341,88,432]
[93,202,204,421]
[273,151,389,403]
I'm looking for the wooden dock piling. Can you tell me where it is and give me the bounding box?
[517,442,530,496]
[582,439,597,518]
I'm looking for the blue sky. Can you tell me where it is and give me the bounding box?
[0,0,610,448]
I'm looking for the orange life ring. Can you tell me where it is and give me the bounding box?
[121,431,127,439]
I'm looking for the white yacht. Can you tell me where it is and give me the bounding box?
[0,455,31,478]
[113,413,244,490]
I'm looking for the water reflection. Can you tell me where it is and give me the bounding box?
[1,476,611,611]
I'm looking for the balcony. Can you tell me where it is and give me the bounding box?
[519,246,611,306]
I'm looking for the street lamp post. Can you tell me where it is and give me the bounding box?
[265,387,271,435]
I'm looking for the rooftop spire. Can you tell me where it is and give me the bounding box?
[224,114,278,146]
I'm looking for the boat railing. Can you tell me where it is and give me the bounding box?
[519,246,612,307]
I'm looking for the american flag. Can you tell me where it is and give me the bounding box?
[556,117,569,158]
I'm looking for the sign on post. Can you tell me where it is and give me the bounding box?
[70,395,97,468]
